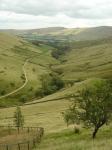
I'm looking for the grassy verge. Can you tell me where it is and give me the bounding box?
[36,126,112,150]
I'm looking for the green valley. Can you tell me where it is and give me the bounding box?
[0,26,112,150]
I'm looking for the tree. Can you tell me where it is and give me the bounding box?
[38,73,64,96]
[14,106,24,133]
[63,81,112,138]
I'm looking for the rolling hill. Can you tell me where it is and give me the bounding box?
[0,32,58,106]
[1,26,112,42]
[0,28,112,106]
[54,38,112,81]
[0,27,112,150]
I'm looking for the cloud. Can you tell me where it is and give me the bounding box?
[0,0,112,18]
[0,0,112,28]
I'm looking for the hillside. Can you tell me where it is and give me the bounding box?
[54,38,112,81]
[0,32,58,106]
[50,26,112,41]
[0,27,65,35]
[0,31,112,107]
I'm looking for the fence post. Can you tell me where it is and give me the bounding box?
[33,138,36,148]
[8,125,11,135]
[27,127,30,133]
[18,143,21,150]
[6,145,9,150]
[27,141,30,150]
[17,126,20,134]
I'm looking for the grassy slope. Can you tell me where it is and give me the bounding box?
[37,126,112,150]
[0,78,105,131]
[0,32,58,106]
[0,79,111,150]
[54,39,112,81]
[54,26,112,41]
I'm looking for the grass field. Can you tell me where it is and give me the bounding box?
[0,78,107,132]
[36,126,112,150]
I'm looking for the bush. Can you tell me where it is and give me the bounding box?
[35,89,44,98]
[74,125,80,134]
[32,68,36,72]
[51,42,71,59]
[29,87,33,91]
[10,82,15,87]
[1,90,6,95]
[36,73,64,97]
[31,41,40,46]
[20,74,25,81]
[20,95,27,103]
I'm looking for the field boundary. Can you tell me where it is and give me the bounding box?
[0,126,44,150]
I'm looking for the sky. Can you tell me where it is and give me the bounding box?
[0,0,112,29]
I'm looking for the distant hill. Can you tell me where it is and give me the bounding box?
[0,27,65,35]
[1,26,112,41]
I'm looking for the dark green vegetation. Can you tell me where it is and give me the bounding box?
[64,80,112,139]
[36,73,64,97]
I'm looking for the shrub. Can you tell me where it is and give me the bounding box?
[29,87,33,91]
[36,73,64,97]
[1,90,6,95]
[20,95,27,103]
[32,68,36,72]
[63,80,112,138]
[10,82,15,87]
[74,125,80,134]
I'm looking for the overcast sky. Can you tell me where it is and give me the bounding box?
[0,0,112,29]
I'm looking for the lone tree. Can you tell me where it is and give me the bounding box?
[14,106,24,133]
[63,80,112,138]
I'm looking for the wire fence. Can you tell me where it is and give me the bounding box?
[0,126,44,150]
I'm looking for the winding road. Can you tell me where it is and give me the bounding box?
[0,59,29,99]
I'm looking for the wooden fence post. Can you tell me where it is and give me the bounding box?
[33,139,36,148]
[27,127,30,133]
[0,126,44,150]
[27,141,30,150]
[6,145,9,150]
[18,143,21,150]
[8,125,11,135]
